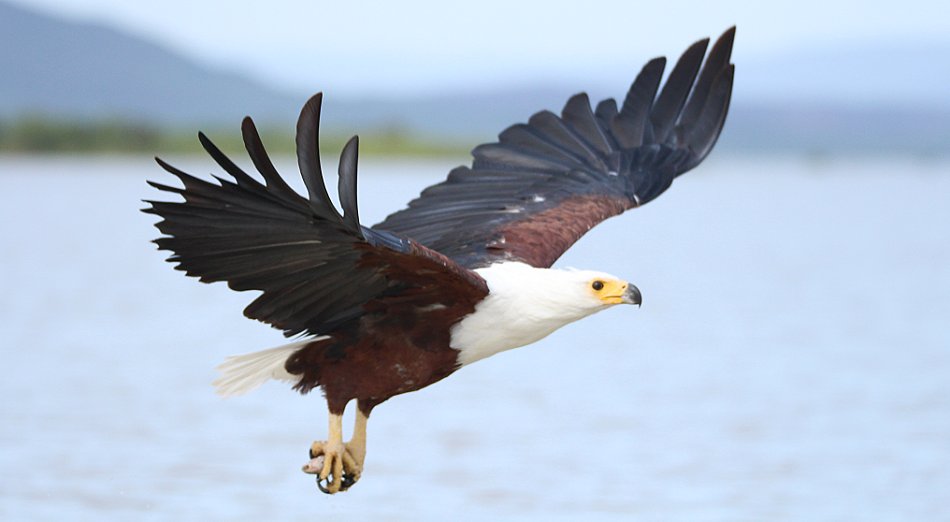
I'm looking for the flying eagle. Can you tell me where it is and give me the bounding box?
[145,28,735,494]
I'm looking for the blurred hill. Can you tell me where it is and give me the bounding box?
[1,1,948,155]
[0,1,301,126]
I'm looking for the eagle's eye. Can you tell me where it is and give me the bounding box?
[591,280,604,291]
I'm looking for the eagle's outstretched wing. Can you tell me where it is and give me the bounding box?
[143,94,488,338]
[375,27,735,269]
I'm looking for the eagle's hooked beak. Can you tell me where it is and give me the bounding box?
[622,284,642,307]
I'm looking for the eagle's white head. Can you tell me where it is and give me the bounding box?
[450,262,641,366]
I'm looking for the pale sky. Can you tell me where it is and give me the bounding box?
[9,0,950,96]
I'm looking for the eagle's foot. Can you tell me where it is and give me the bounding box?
[302,440,360,494]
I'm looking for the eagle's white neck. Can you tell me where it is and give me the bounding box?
[449,262,611,366]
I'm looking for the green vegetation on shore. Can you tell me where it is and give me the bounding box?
[0,117,472,158]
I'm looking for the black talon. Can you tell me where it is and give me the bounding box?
[315,471,357,494]
[316,476,332,494]
[340,472,357,491]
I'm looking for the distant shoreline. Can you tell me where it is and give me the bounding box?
[0,117,472,158]
[1,117,948,159]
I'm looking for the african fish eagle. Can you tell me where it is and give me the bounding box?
[144,28,735,494]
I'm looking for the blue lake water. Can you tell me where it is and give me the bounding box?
[1,154,948,520]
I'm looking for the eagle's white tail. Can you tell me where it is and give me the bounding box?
[212,338,324,397]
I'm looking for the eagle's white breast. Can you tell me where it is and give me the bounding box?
[449,262,614,366]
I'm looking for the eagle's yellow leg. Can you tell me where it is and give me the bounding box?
[301,412,361,494]
[344,409,368,478]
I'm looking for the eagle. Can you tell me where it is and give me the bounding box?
[144,28,735,494]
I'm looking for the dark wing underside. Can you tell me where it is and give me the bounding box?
[144,95,487,338]
[375,27,735,269]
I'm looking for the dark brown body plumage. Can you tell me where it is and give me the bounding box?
[284,239,487,414]
[286,314,462,414]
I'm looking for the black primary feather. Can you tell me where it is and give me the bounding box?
[337,136,362,235]
[612,56,666,149]
[295,93,342,223]
[241,117,306,203]
[650,37,708,143]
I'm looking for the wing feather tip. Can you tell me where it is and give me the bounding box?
[337,135,362,234]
